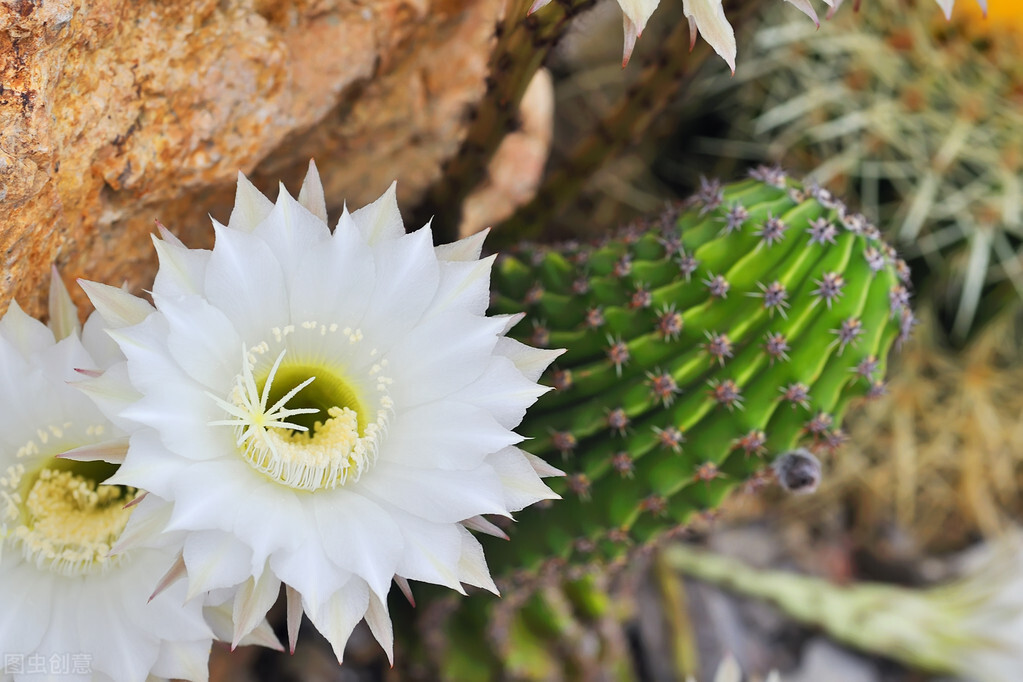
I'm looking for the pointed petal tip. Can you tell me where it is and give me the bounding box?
[462,515,511,541]
[149,553,187,603]
[124,491,148,509]
[394,576,416,607]
[285,584,304,655]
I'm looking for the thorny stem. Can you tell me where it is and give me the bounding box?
[491,0,764,248]
[415,0,598,244]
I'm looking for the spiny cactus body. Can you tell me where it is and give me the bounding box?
[487,170,911,574]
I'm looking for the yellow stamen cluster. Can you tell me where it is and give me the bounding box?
[5,468,133,576]
[210,325,393,492]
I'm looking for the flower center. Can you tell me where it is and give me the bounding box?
[209,327,392,492]
[0,426,136,576]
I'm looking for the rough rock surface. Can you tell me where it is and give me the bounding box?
[0,0,502,317]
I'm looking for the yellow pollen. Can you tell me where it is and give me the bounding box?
[254,406,374,489]
[7,469,134,576]
[209,334,392,492]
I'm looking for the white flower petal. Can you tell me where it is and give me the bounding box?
[58,436,130,464]
[359,461,509,523]
[314,492,402,600]
[424,255,495,319]
[156,221,187,248]
[113,335,228,462]
[523,451,565,478]
[619,0,659,31]
[0,560,51,657]
[152,235,211,298]
[270,535,352,614]
[307,580,370,664]
[365,591,394,664]
[286,585,303,653]
[462,515,509,540]
[122,556,214,643]
[622,14,641,67]
[150,637,213,682]
[75,584,161,681]
[0,339,44,443]
[78,279,155,329]
[251,183,332,275]
[348,181,405,244]
[149,551,188,601]
[433,227,489,262]
[448,354,550,430]
[231,567,282,647]
[287,219,376,328]
[683,0,736,73]
[783,0,820,27]
[297,160,328,223]
[228,172,274,232]
[0,300,54,359]
[358,227,440,344]
[385,508,468,593]
[156,293,241,390]
[495,336,563,383]
[81,311,128,370]
[385,311,507,406]
[106,434,196,498]
[183,530,256,597]
[162,460,259,535]
[487,446,561,512]
[40,333,104,387]
[934,0,955,18]
[456,526,498,594]
[108,493,174,555]
[204,224,290,341]
[48,266,80,341]
[381,399,521,470]
[70,363,142,433]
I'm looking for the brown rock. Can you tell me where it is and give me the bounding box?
[0,0,503,318]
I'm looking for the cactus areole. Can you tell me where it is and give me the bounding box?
[488,169,912,573]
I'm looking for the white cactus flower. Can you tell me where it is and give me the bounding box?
[81,162,562,664]
[0,273,223,682]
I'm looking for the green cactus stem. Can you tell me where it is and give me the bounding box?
[486,169,912,576]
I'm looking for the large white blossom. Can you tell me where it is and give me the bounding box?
[532,0,987,70]
[81,162,562,663]
[0,274,222,682]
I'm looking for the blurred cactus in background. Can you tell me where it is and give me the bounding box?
[687,0,1023,342]
[667,539,1023,682]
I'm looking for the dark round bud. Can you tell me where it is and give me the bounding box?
[772,448,822,494]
